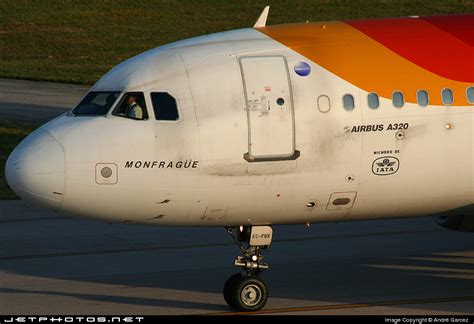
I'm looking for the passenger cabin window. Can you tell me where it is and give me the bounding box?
[72,91,120,116]
[113,92,148,120]
[343,94,355,111]
[467,87,474,104]
[442,88,454,106]
[317,95,331,113]
[367,93,379,109]
[417,90,429,107]
[151,92,179,121]
[392,91,404,108]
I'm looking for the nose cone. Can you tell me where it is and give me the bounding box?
[5,128,65,210]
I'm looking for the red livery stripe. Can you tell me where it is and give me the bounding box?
[346,15,474,83]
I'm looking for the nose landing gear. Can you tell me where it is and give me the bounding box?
[223,226,273,311]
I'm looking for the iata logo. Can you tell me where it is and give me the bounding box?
[372,156,399,176]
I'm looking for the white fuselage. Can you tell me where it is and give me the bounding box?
[6,28,474,227]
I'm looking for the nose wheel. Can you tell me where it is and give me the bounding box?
[224,274,268,311]
[224,226,273,312]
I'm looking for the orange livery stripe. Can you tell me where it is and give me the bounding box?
[257,15,474,106]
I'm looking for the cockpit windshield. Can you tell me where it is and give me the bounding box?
[72,91,120,116]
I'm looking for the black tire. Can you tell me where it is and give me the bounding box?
[231,275,268,312]
[223,273,242,308]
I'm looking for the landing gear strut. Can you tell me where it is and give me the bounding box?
[223,225,273,311]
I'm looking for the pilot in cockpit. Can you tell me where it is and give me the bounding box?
[126,95,143,119]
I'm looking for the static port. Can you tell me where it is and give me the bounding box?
[396,131,405,140]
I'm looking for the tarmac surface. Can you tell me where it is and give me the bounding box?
[0,200,473,315]
[0,78,88,123]
[0,79,473,315]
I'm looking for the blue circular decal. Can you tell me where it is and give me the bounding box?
[294,62,311,76]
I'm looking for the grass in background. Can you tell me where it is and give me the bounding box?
[0,122,39,199]
[1,0,473,85]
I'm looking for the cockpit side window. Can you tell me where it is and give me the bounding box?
[112,92,148,120]
[72,91,120,116]
[151,92,179,121]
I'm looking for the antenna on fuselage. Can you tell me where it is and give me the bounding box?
[253,6,270,28]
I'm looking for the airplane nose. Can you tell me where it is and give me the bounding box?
[5,128,65,210]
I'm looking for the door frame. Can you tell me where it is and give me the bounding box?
[239,55,300,162]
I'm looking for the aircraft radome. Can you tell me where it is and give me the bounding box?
[5,7,474,311]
